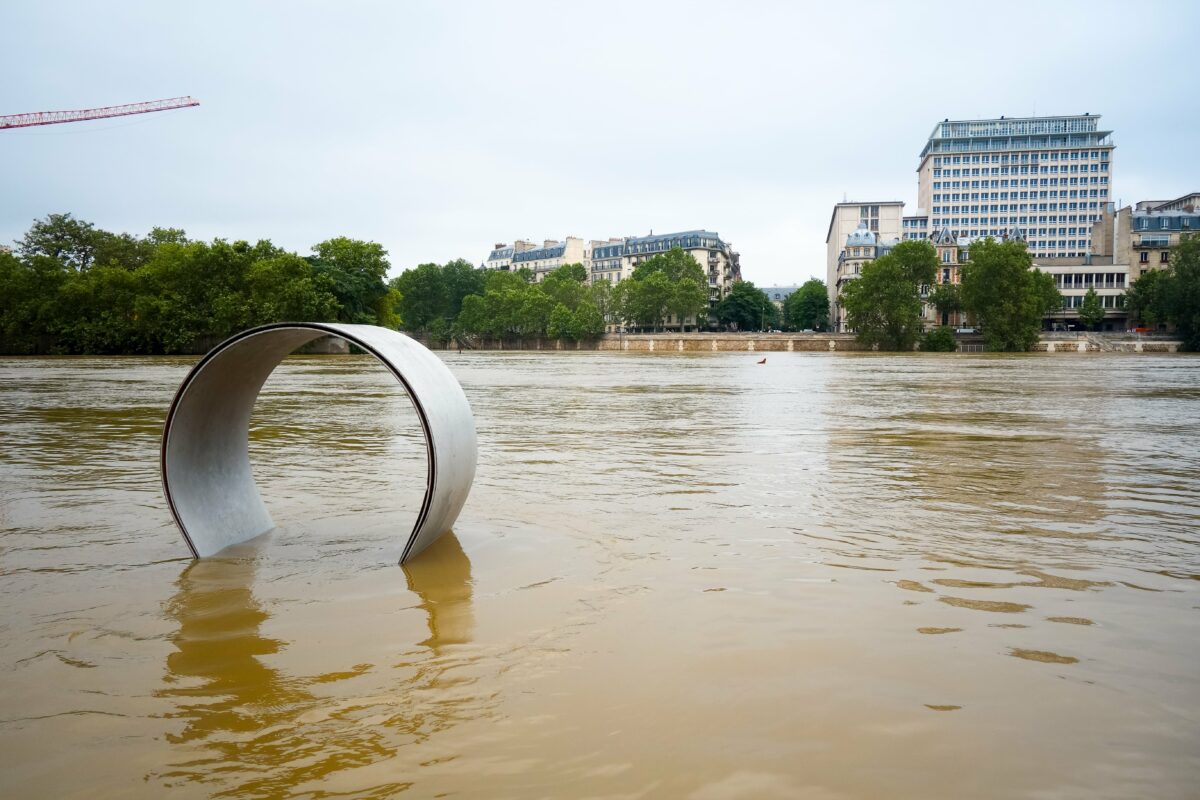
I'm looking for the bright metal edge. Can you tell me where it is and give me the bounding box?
[159,322,461,564]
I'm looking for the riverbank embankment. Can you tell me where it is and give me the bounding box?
[424,332,1184,354]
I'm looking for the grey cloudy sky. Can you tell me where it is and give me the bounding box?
[3,0,1197,286]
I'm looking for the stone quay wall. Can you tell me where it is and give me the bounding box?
[429,332,1184,354]
[441,333,1180,355]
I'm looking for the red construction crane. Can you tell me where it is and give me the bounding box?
[0,96,199,130]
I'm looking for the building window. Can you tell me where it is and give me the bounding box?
[1160,252,1170,263]
[1140,252,1149,263]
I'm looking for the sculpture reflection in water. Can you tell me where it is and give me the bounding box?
[404,531,475,651]
[151,533,478,796]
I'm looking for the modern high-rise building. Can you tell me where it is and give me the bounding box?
[917,114,1114,258]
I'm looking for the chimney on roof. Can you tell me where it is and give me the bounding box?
[494,242,506,250]
[544,239,556,248]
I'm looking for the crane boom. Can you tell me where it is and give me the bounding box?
[0,96,199,130]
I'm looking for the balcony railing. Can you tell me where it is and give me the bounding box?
[1135,237,1171,248]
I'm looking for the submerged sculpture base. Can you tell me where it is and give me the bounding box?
[160,323,476,563]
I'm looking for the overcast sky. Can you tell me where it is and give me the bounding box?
[3,1,1197,286]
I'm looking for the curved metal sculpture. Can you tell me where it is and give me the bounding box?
[161,323,476,563]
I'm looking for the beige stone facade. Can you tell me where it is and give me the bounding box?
[825,202,904,328]
[830,220,901,332]
[1123,195,1199,279]
[1033,257,1130,330]
[922,227,967,330]
[589,230,742,306]
[483,236,587,281]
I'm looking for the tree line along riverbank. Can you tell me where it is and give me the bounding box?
[3,213,1197,355]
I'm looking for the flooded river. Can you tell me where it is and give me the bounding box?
[1,351,1198,799]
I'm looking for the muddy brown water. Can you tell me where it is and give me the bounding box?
[1,352,1198,799]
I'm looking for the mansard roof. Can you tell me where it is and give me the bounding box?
[846,222,877,246]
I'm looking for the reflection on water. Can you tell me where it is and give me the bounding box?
[159,555,309,747]
[403,531,474,650]
[152,532,475,796]
[1,353,1199,798]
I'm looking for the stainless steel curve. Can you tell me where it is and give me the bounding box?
[160,323,477,563]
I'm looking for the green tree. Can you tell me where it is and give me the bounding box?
[541,263,589,311]
[960,238,1061,352]
[840,239,937,350]
[922,326,957,352]
[548,303,575,339]
[632,247,704,283]
[716,281,777,332]
[668,273,710,331]
[633,247,705,328]
[441,258,486,319]
[570,302,606,339]
[518,286,553,338]
[242,253,340,327]
[54,264,143,352]
[928,282,962,321]
[1125,268,1171,328]
[588,279,614,320]
[311,237,391,325]
[146,227,188,246]
[392,263,447,332]
[454,293,487,338]
[17,212,99,270]
[0,216,356,354]
[0,251,70,353]
[1170,234,1200,350]
[782,279,829,331]
[611,272,668,330]
[1077,288,1106,330]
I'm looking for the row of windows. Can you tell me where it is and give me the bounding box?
[1139,251,1172,264]
[931,200,1103,216]
[1061,293,1124,309]
[1055,273,1126,289]
[513,248,567,262]
[1134,216,1198,231]
[938,119,1098,139]
[1033,241,1084,250]
[935,202,1103,215]
[932,149,1109,166]
[931,214,1097,224]
[933,177,1108,191]
[931,135,1109,153]
[933,163,1108,178]
[593,236,720,259]
[933,190,1107,204]
[931,220,1094,235]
